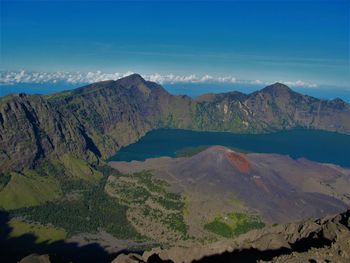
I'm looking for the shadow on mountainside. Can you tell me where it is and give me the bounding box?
[146,211,350,263]
[146,236,333,263]
[0,210,137,263]
[189,232,333,263]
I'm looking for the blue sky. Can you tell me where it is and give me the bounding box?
[0,0,349,89]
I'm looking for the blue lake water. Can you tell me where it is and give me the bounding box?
[109,129,350,167]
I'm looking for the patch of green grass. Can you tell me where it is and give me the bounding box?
[36,157,107,195]
[204,213,265,238]
[0,171,62,210]
[59,154,102,182]
[9,219,66,243]
[0,156,106,211]
[204,219,233,238]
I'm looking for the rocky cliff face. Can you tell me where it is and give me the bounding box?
[194,83,350,133]
[0,93,88,172]
[1,74,350,173]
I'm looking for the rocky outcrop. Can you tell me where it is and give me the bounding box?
[19,254,51,263]
[113,210,350,263]
[1,74,350,173]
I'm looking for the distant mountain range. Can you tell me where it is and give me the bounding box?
[1,73,350,173]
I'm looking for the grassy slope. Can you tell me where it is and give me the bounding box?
[0,170,61,210]
[0,154,103,210]
[59,154,102,182]
[9,218,67,243]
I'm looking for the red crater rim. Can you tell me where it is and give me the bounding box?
[225,150,251,173]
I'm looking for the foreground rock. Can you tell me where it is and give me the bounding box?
[113,210,350,263]
[19,254,51,263]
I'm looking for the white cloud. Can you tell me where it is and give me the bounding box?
[0,70,318,88]
[145,73,236,84]
[276,80,318,88]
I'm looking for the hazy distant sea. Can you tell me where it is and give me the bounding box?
[1,83,349,103]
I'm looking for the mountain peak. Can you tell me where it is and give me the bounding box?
[115,73,154,95]
[261,82,292,95]
[117,73,146,85]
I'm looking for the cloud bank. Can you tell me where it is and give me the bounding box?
[0,70,318,88]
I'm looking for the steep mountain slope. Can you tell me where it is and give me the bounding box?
[110,146,350,224]
[0,93,95,172]
[1,74,350,174]
[194,83,350,132]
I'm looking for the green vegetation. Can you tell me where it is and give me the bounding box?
[160,212,188,237]
[204,213,265,238]
[0,170,62,210]
[1,155,187,242]
[9,219,66,243]
[4,160,143,240]
[155,195,184,210]
[0,172,11,190]
[0,154,106,211]
[204,220,233,238]
[12,169,141,239]
[59,154,103,182]
[135,171,170,193]
[106,171,188,239]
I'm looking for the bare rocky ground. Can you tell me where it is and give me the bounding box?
[112,209,350,263]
